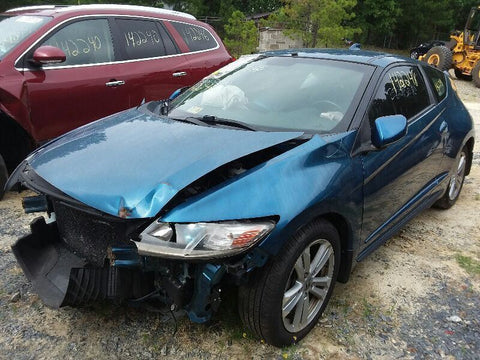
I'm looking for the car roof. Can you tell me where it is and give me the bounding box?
[4,4,196,21]
[262,48,416,68]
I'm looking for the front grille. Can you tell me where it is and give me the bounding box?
[53,200,144,267]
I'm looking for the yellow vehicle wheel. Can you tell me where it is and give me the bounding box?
[423,46,452,71]
[472,62,480,88]
[428,54,440,66]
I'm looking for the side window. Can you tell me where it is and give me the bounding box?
[368,66,430,124]
[170,22,217,52]
[41,19,114,66]
[116,19,174,60]
[422,64,447,102]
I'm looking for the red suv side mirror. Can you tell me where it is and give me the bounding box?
[31,46,66,66]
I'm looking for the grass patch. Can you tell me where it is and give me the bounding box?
[456,254,480,275]
[362,298,376,319]
[281,343,300,359]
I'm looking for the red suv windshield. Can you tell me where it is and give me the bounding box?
[0,15,50,58]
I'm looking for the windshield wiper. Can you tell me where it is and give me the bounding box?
[170,116,206,126]
[186,115,256,131]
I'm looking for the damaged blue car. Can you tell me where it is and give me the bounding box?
[6,49,474,347]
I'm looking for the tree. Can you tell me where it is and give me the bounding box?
[223,10,258,57]
[237,0,282,14]
[265,0,360,48]
[396,0,455,48]
[353,0,400,46]
[452,0,480,29]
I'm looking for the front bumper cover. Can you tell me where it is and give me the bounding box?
[12,217,152,308]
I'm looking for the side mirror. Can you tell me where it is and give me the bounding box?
[372,115,407,148]
[30,46,66,66]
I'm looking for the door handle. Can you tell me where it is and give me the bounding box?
[105,80,125,87]
[172,71,187,77]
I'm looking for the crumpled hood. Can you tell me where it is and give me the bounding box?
[26,106,303,218]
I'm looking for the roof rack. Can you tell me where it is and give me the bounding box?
[5,4,195,20]
[58,4,195,20]
[6,5,67,13]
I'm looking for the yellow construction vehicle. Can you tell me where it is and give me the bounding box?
[421,6,480,88]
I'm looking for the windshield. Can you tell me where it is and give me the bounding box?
[169,55,371,133]
[0,15,50,58]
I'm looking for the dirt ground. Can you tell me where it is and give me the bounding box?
[0,77,479,360]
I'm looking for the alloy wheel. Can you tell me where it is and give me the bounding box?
[448,151,467,201]
[282,239,334,332]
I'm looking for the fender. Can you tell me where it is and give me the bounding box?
[0,77,35,140]
[162,131,364,259]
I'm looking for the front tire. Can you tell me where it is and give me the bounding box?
[472,61,480,88]
[238,219,340,347]
[423,46,452,71]
[434,147,468,209]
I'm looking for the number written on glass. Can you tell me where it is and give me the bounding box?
[50,35,102,57]
[124,30,160,47]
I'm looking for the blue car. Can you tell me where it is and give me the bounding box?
[6,49,475,347]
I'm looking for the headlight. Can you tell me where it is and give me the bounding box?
[135,220,275,259]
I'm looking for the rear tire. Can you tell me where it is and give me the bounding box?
[238,219,340,347]
[434,146,468,209]
[423,46,452,71]
[0,154,7,200]
[472,62,480,88]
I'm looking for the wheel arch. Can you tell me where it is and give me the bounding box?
[0,110,36,173]
[321,213,355,283]
[271,207,358,285]
[463,136,475,176]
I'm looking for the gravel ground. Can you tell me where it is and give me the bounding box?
[0,75,479,360]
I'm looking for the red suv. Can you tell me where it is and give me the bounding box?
[0,4,233,198]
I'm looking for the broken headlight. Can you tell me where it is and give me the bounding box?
[135,220,275,259]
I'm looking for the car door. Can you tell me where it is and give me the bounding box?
[111,17,193,106]
[166,20,227,79]
[22,18,128,141]
[420,64,453,173]
[358,64,446,257]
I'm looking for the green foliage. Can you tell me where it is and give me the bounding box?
[2,0,479,51]
[354,0,400,45]
[265,0,360,48]
[224,10,258,57]
[395,0,455,47]
[169,0,281,17]
[353,0,479,49]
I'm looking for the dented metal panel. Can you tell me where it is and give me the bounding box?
[26,107,302,218]
[162,131,364,255]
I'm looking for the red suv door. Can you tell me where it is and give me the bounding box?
[111,17,193,106]
[21,18,126,141]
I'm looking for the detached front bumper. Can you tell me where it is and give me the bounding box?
[12,201,271,323]
[12,217,153,308]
